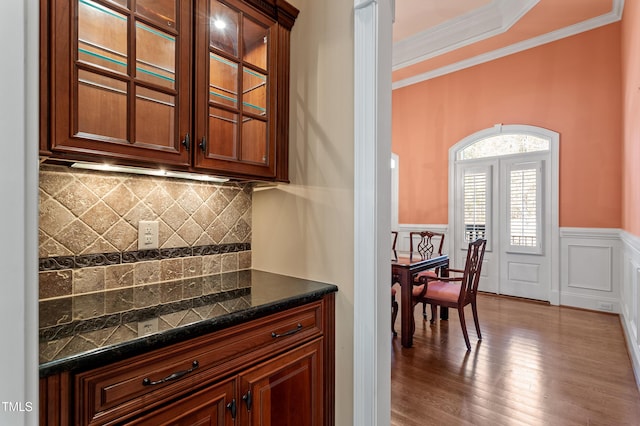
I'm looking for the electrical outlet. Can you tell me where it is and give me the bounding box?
[138,220,159,250]
[597,301,613,312]
[137,318,159,336]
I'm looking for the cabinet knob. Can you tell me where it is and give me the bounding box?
[181,133,191,151]
[199,137,207,152]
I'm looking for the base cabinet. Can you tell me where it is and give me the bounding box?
[126,340,322,426]
[126,379,235,426]
[40,295,335,426]
[240,340,322,426]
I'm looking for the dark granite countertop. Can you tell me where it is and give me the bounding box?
[39,269,337,377]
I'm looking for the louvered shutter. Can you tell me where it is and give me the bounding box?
[507,161,542,253]
[463,168,490,246]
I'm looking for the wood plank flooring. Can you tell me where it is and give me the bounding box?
[391,294,640,425]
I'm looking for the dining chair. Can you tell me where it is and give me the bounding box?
[412,238,487,351]
[409,231,445,320]
[391,231,400,336]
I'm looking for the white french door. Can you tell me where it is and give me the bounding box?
[455,159,498,294]
[454,151,552,301]
[499,154,550,300]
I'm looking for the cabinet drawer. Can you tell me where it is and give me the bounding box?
[75,301,324,425]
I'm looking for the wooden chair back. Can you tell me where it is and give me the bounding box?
[458,238,487,305]
[409,231,445,259]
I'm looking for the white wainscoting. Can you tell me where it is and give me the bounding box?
[620,230,640,388]
[559,228,622,312]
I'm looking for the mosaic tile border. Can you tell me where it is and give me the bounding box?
[40,286,251,342]
[39,242,251,271]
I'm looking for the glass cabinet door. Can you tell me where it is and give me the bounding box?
[51,0,191,166]
[194,0,277,178]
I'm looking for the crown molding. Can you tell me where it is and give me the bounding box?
[392,0,624,90]
[392,0,539,71]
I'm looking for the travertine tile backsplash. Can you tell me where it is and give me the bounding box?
[38,165,253,304]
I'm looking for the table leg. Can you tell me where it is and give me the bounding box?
[440,262,449,320]
[399,268,413,348]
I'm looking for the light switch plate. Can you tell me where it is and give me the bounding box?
[138,220,159,250]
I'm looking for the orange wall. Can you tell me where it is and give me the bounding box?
[393,24,622,228]
[622,1,640,237]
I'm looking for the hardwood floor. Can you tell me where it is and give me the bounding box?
[391,293,640,425]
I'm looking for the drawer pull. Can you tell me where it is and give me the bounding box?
[142,360,199,386]
[227,399,237,419]
[242,391,253,411]
[271,323,302,339]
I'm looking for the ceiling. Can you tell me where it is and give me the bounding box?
[392,0,623,88]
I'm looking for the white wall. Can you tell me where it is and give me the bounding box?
[0,0,39,425]
[251,0,356,423]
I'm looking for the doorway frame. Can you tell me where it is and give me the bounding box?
[447,124,560,305]
[353,0,393,424]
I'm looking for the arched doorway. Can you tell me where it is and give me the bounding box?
[448,124,560,303]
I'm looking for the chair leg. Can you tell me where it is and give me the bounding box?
[422,301,428,320]
[471,299,481,340]
[391,297,398,337]
[430,303,437,324]
[458,308,471,351]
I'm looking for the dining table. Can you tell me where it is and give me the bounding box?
[392,250,449,348]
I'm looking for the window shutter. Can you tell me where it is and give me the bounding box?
[507,161,542,253]
[463,171,487,243]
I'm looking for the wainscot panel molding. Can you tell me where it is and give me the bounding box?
[620,230,640,389]
[559,227,621,313]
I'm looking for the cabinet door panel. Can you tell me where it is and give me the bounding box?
[78,0,128,75]
[208,107,238,158]
[241,118,266,164]
[195,0,277,178]
[240,340,323,426]
[135,88,176,147]
[135,22,176,89]
[77,70,128,141]
[209,54,238,108]
[49,0,191,166]
[136,0,178,31]
[242,17,268,69]
[125,378,235,426]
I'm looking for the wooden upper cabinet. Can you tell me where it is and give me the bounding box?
[45,0,193,167]
[192,0,299,181]
[42,0,298,181]
[194,0,274,178]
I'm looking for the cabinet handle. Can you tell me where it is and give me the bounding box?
[242,390,252,411]
[227,399,237,419]
[142,360,199,386]
[271,323,302,338]
[181,133,190,151]
[198,136,207,152]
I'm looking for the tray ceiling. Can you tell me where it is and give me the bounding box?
[392,0,622,88]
